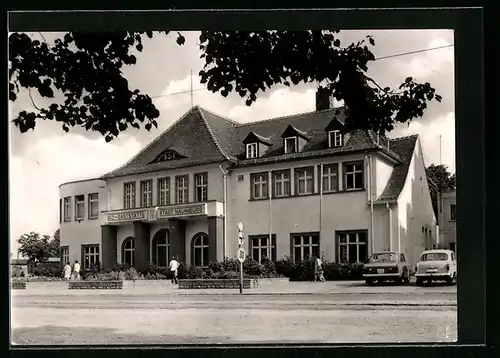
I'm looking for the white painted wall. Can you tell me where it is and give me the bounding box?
[59,178,108,264]
[105,163,224,210]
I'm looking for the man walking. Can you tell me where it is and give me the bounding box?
[72,260,81,280]
[168,257,180,284]
[314,256,325,282]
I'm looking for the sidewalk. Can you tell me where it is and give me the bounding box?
[12,279,457,297]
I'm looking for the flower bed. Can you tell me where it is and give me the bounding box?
[11,280,27,289]
[68,280,123,289]
[178,279,259,289]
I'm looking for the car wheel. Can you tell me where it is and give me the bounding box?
[365,279,374,285]
[416,278,424,286]
[446,277,453,286]
[395,277,403,285]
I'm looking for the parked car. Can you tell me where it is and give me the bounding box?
[415,249,457,286]
[362,251,410,285]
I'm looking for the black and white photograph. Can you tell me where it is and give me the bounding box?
[9,22,461,345]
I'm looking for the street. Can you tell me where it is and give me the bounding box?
[10,280,457,345]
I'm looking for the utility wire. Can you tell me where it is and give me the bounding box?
[152,43,454,99]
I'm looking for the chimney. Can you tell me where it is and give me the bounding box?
[315,86,331,111]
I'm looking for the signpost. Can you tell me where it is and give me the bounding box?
[237,222,245,294]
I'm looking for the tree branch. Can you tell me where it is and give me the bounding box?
[28,88,41,111]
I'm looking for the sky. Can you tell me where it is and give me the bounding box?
[8,30,455,255]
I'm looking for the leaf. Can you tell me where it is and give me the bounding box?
[369,37,375,46]
[136,43,143,52]
[176,33,186,45]
[145,123,152,131]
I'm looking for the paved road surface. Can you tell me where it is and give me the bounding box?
[11,281,457,345]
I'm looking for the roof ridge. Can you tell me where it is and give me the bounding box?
[101,107,199,178]
[235,107,342,127]
[389,134,419,142]
[196,107,235,162]
[197,106,240,126]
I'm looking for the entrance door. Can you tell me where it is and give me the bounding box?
[152,229,170,267]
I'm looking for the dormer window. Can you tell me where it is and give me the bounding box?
[151,149,185,163]
[328,130,343,148]
[246,143,258,159]
[284,137,298,154]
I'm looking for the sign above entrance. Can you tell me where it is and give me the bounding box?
[157,203,207,219]
[106,209,148,223]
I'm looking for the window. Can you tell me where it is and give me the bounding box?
[122,237,135,266]
[284,137,298,154]
[158,178,170,206]
[400,253,406,262]
[75,195,85,220]
[292,233,319,262]
[321,164,339,193]
[273,170,291,197]
[251,173,268,199]
[152,230,170,267]
[295,167,314,195]
[61,246,69,265]
[176,175,189,204]
[451,252,455,261]
[344,162,364,190]
[250,235,276,263]
[192,233,209,267]
[140,180,153,207]
[59,199,62,223]
[124,182,136,209]
[246,143,258,159]
[88,193,99,219]
[237,174,244,182]
[450,204,456,221]
[63,197,71,222]
[328,130,343,147]
[194,173,208,202]
[82,245,99,270]
[420,252,448,261]
[337,231,367,264]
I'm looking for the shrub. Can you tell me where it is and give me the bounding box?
[33,265,61,278]
[274,257,294,277]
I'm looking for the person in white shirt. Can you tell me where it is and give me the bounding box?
[168,257,180,284]
[72,260,81,280]
[63,262,72,280]
[314,257,325,282]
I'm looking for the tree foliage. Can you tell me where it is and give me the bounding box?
[17,231,60,263]
[9,30,441,141]
[426,164,456,218]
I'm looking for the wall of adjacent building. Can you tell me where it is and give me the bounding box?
[439,190,456,250]
[59,178,108,264]
[396,138,438,267]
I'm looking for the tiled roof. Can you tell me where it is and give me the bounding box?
[101,105,414,199]
[374,135,419,203]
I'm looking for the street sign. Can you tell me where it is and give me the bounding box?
[237,248,246,263]
[238,237,244,246]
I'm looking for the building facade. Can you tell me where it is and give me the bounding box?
[59,92,437,271]
[438,189,456,252]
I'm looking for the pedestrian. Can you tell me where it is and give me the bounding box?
[314,256,325,282]
[72,260,81,280]
[63,261,72,280]
[168,257,180,284]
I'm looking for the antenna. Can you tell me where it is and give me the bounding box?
[190,69,193,108]
[439,135,442,165]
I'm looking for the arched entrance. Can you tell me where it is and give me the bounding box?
[191,232,209,267]
[152,229,170,268]
[121,236,135,266]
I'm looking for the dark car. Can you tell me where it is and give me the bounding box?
[362,251,410,285]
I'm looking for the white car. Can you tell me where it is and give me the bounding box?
[415,249,457,286]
